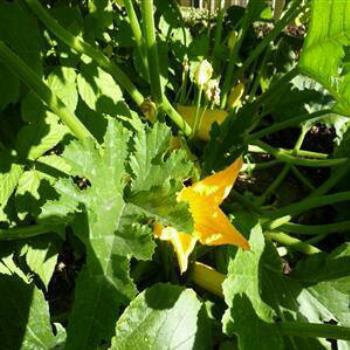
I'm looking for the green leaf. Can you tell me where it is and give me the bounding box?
[222,212,331,349]
[230,294,284,350]
[77,61,124,115]
[299,0,350,116]
[15,154,71,220]
[21,66,78,123]
[0,274,65,350]
[0,150,23,222]
[127,120,193,231]
[111,283,212,350]
[50,119,141,349]
[291,244,350,328]
[0,64,20,110]
[222,220,276,335]
[16,113,69,161]
[40,119,194,349]
[18,235,61,289]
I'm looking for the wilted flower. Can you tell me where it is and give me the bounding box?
[141,98,157,123]
[204,79,221,105]
[153,157,250,273]
[193,59,213,87]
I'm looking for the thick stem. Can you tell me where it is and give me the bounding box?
[141,0,163,104]
[290,166,315,192]
[161,98,193,136]
[265,231,321,255]
[242,160,280,172]
[276,322,350,341]
[124,0,149,79]
[25,0,192,135]
[0,41,92,141]
[247,110,331,141]
[282,221,350,235]
[0,224,60,240]
[192,88,203,137]
[266,191,350,220]
[252,140,347,167]
[25,0,145,107]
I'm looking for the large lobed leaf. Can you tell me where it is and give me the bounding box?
[40,119,194,349]
[299,0,350,116]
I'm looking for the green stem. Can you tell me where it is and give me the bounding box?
[247,46,270,103]
[0,224,59,241]
[231,1,301,86]
[25,0,192,135]
[310,163,350,198]
[258,165,290,205]
[0,41,92,141]
[192,88,203,137]
[281,221,350,235]
[25,0,145,107]
[231,190,264,215]
[290,166,315,192]
[220,28,247,108]
[178,60,189,104]
[160,98,192,136]
[248,144,329,160]
[124,0,149,80]
[242,160,280,172]
[251,140,346,167]
[276,322,350,341]
[265,231,321,255]
[247,110,332,141]
[266,191,350,220]
[211,8,225,66]
[141,0,163,104]
[257,127,308,205]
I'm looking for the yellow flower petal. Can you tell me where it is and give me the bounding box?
[178,157,243,205]
[178,157,249,250]
[153,157,250,273]
[153,223,197,274]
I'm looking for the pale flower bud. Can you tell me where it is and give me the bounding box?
[194,59,213,87]
[227,31,238,51]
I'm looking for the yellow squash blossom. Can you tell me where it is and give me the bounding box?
[177,105,228,141]
[154,157,250,273]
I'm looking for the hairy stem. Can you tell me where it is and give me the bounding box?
[252,140,346,167]
[266,191,350,220]
[0,224,60,241]
[25,0,192,135]
[247,110,332,141]
[141,0,163,104]
[282,221,350,235]
[0,41,92,140]
[124,0,149,80]
[265,231,321,255]
[276,322,350,341]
